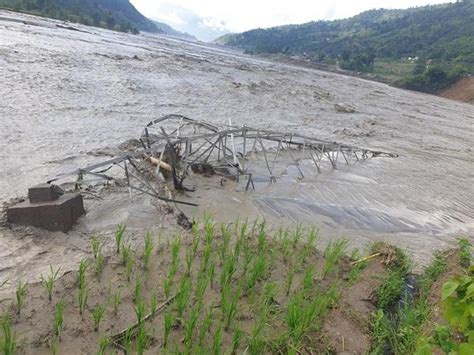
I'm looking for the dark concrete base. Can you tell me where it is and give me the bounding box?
[28,183,63,203]
[7,193,85,232]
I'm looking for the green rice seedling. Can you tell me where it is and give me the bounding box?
[121,243,131,266]
[184,307,199,352]
[242,243,255,275]
[246,254,267,293]
[212,324,223,355]
[123,327,133,353]
[322,239,349,278]
[231,327,243,355]
[91,235,101,259]
[281,229,292,262]
[1,316,17,355]
[171,236,181,266]
[163,311,174,348]
[78,259,88,289]
[134,299,147,326]
[220,254,237,288]
[195,273,209,307]
[95,250,105,278]
[115,224,126,254]
[260,282,277,309]
[219,224,232,263]
[136,324,150,354]
[208,256,216,290]
[238,220,248,244]
[286,265,296,296]
[125,253,135,282]
[78,284,88,317]
[286,293,310,348]
[163,276,172,299]
[292,225,303,249]
[301,228,318,264]
[112,289,121,316]
[192,225,200,256]
[201,241,212,273]
[91,301,108,332]
[199,305,214,346]
[142,231,154,271]
[204,214,215,245]
[257,222,267,252]
[133,276,142,303]
[97,335,109,355]
[150,288,158,316]
[224,285,241,331]
[175,276,192,318]
[302,266,315,294]
[185,246,194,276]
[41,265,61,302]
[15,281,27,315]
[233,231,243,259]
[249,314,266,354]
[54,301,64,339]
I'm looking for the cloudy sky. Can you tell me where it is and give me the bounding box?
[131,0,453,41]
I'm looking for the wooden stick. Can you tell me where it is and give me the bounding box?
[350,252,382,265]
[110,295,176,344]
[146,156,172,172]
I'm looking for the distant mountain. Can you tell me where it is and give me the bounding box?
[217,1,474,93]
[0,0,159,34]
[152,20,196,41]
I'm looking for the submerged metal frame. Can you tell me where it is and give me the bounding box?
[48,114,397,206]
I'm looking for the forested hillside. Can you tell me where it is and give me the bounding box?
[0,0,158,34]
[217,1,474,93]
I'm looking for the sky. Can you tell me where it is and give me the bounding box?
[130,0,453,41]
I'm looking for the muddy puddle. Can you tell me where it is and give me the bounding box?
[1,10,473,291]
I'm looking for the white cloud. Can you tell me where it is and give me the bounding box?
[131,0,453,39]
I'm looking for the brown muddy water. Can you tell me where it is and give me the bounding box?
[0,10,473,292]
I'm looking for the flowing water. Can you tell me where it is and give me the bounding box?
[0,10,473,289]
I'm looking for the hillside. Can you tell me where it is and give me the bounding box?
[0,0,158,34]
[217,1,474,94]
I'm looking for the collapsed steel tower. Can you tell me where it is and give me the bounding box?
[49,114,397,206]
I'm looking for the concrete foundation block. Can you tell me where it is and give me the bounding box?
[28,183,62,203]
[7,193,85,232]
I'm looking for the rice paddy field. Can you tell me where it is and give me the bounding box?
[1,218,472,354]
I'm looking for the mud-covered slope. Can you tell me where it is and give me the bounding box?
[0,10,473,269]
[439,76,474,103]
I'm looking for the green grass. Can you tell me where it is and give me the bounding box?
[369,247,450,354]
[458,238,472,267]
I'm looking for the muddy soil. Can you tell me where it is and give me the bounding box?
[0,9,473,289]
[439,77,474,103]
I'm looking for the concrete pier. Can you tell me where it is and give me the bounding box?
[7,184,85,232]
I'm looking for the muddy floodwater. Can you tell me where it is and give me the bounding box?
[0,10,473,290]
